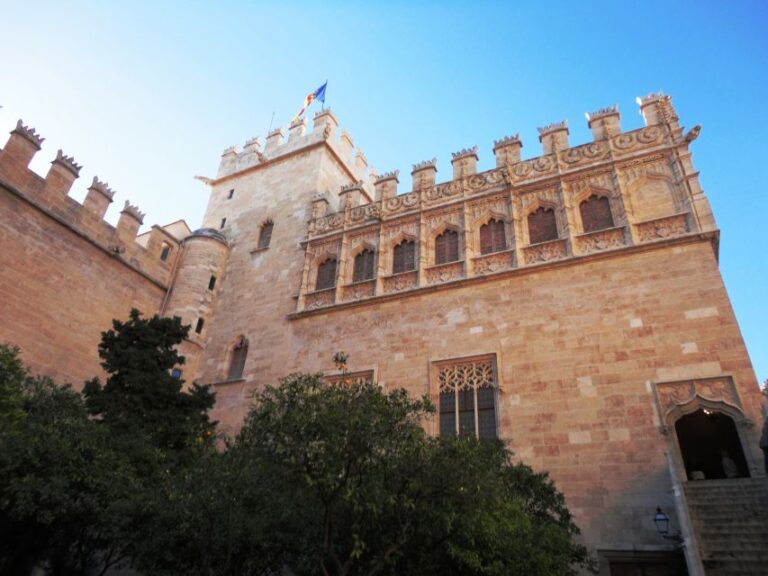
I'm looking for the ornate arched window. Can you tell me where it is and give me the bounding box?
[479,219,506,254]
[579,195,614,233]
[258,220,273,249]
[316,257,338,291]
[228,336,248,381]
[353,249,376,282]
[393,240,416,274]
[528,207,558,244]
[435,230,459,265]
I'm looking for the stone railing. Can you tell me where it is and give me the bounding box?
[382,271,418,294]
[304,288,336,310]
[472,249,516,275]
[636,213,689,242]
[574,226,626,254]
[341,280,376,302]
[425,261,464,285]
[523,238,568,265]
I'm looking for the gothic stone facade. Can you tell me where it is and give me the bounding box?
[0,94,764,574]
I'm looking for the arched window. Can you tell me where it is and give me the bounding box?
[435,230,459,265]
[258,220,273,249]
[316,257,337,291]
[528,207,558,244]
[479,219,506,254]
[228,336,248,381]
[393,240,416,274]
[579,195,614,233]
[353,249,376,282]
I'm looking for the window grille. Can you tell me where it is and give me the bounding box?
[392,240,416,274]
[479,219,506,254]
[437,356,498,439]
[435,230,459,265]
[316,258,338,291]
[353,249,376,282]
[580,195,614,233]
[528,207,559,244]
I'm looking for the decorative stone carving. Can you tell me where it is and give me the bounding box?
[636,213,689,242]
[655,377,742,425]
[521,187,560,211]
[305,288,336,309]
[574,227,625,254]
[559,141,610,169]
[437,357,495,393]
[312,212,344,234]
[473,250,515,275]
[619,155,670,185]
[347,229,378,252]
[470,195,507,222]
[13,120,45,148]
[611,126,665,155]
[523,239,567,264]
[349,201,382,223]
[510,155,556,182]
[342,280,375,302]
[423,179,463,204]
[426,210,462,232]
[383,191,420,214]
[384,220,419,242]
[325,370,375,387]
[382,271,418,293]
[425,261,464,285]
[311,238,342,260]
[465,167,509,195]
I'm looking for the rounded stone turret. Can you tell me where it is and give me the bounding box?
[163,228,230,382]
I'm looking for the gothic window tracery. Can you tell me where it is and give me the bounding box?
[434,229,459,265]
[437,356,498,439]
[479,219,506,254]
[227,336,248,381]
[316,257,338,291]
[579,194,614,233]
[353,248,376,282]
[527,207,558,244]
[392,240,416,274]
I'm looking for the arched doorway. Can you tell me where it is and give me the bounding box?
[675,409,749,480]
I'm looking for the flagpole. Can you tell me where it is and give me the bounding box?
[267,111,275,133]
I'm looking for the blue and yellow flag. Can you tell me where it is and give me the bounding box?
[292,81,327,122]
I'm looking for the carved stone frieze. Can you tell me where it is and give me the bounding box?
[510,154,557,182]
[636,213,688,242]
[574,227,626,254]
[423,179,463,205]
[383,191,420,215]
[465,167,509,194]
[470,195,508,222]
[305,288,336,310]
[425,261,464,285]
[523,238,567,264]
[611,125,665,156]
[473,250,515,275]
[382,271,418,293]
[619,155,670,185]
[349,201,382,223]
[347,228,379,251]
[342,280,375,302]
[565,172,615,200]
[312,212,344,235]
[558,141,610,170]
[310,238,342,259]
[655,377,742,425]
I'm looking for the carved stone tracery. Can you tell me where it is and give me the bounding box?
[437,358,496,393]
[654,377,743,428]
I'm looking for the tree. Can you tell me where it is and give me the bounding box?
[83,308,216,454]
[0,345,135,576]
[217,367,595,576]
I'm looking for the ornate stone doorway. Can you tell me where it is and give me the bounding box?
[675,409,749,480]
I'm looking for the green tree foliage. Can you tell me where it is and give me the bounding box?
[0,343,26,433]
[83,308,215,454]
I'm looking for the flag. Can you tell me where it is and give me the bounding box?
[292,81,328,122]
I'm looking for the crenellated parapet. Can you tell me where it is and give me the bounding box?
[295,93,716,314]
[213,107,375,199]
[0,119,191,288]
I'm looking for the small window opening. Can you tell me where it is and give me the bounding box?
[316,257,338,291]
[227,189,235,199]
[393,240,416,274]
[159,243,172,262]
[195,318,204,334]
[258,220,273,249]
[353,249,376,282]
[435,229,460,265]
[208,275,217,290]
[220,218,227,229]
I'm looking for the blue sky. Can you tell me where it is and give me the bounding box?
[1,1,766,384]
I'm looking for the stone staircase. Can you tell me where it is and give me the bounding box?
[683,478,768,575]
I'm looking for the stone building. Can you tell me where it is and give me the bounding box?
[0,93,765,575]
